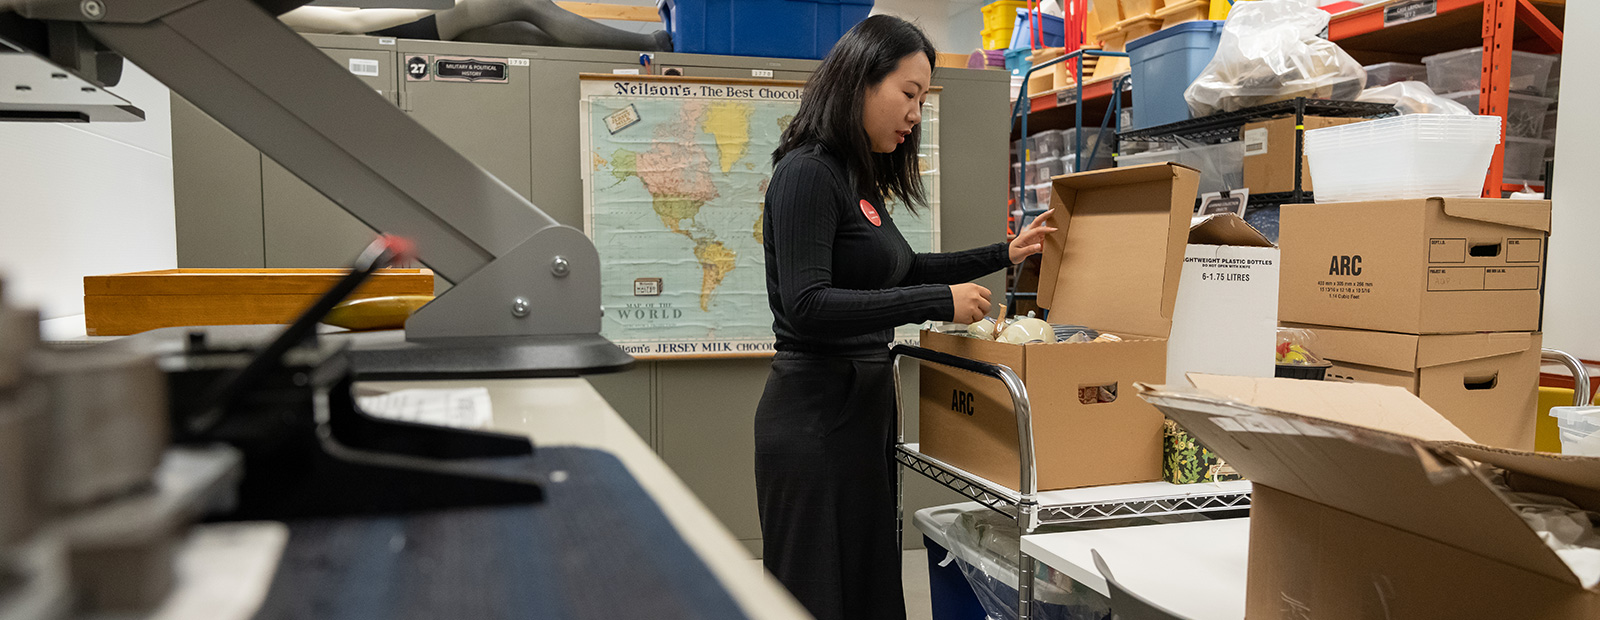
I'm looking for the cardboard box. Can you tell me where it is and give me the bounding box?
[919,163,1199,491]
[1279,198,1551,334]
[1286,323,1543,450]
[1142,377,1600,619]
[83,269,434,336]
[1241,115,1367,195]
[1165,214,1278,385]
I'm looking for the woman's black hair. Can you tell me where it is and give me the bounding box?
[772,14,936,211]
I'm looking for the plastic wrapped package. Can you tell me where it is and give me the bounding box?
[1183,0,1366,116]
[1356,81,1472,116]
[1275,327,1325,365]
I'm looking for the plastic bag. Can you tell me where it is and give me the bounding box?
[1357,81,1473,115]
[1275,327,1325,365]
[1184,0,1367,116]
[942,509,1112,620]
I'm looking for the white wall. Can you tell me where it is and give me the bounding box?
[0,62,175,320]
[1545,2,1598,360]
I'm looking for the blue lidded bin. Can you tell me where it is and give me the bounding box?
[1126,20,1225,129]
[1008,9,1065,50]
[659,0,874,60]
[1005,47,1033,75]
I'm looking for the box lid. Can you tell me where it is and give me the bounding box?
[1436,197,1552,233]
[1037,163,1199,338]
[1287,325,1538,371]
[1188,213,1274,248]
[1141,376,1596,588]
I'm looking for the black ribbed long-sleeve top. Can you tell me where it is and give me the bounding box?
[763,143,1012,356]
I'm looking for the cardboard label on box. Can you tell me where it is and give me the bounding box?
[1280,198,1551,334]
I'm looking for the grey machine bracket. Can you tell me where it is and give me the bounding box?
[8,0,633,379]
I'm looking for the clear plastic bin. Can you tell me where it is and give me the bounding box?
[1504,136,1554,182]
[1550,406,1600,456]
[1423,48,1558,96]
[1058,127,1117,161]
[1026,182,1054,208]
[1115,141,1245,196]
[1439,90,1553,138]
[1014,157,1069,186]
[1304,114,1503,203]
[1014,129,1067,160]
[1544,108,1558,142]
[1363,62,1428,88]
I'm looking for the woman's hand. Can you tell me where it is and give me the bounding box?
[1009,209,1058,264]
[950,283,992,324]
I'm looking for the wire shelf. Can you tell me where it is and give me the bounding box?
[1118,99,1399,143]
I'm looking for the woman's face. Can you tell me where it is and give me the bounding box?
[863,52,932,154]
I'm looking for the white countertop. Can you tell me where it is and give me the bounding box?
[1021,518,1249,620]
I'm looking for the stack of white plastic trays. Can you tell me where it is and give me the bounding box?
[1304,114,1503,203]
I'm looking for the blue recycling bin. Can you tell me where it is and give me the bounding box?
[1126,20,1225,129]
[659,0,875,60]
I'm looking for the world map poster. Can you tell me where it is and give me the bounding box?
[581,75,940,359]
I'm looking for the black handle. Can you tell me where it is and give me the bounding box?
[891,343,1013,382]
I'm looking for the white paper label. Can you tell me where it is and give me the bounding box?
[358,387,494,430]
[613,68,641,75]
[378,37,397,45]
[509,58,530,66]
[752,69,774,78]
[348,58,380,77]
[1243,127,1269,157]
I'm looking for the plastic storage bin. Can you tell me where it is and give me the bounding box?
[1423,48,1558,96]
[1009,9,1065,49]
[1115,140,1244,195]
[1363,62,1428,88]
[1059,127,1117,160]
[982,0,1028,48]
[1550,406,1600,456]
[1440,90,1553,138]
[1126,20,1225,129]
[659,0,874,60]
[1304,114,1503,203]
[1014,129,1066,159]
[1503,136,1554,182]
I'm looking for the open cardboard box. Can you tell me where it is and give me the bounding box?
[1140,376,1600,618]
[1285,323,1542,450]
[1279,197,1551,334]
[918,163,1197,492]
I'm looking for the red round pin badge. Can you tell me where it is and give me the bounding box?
[859,200,882,227]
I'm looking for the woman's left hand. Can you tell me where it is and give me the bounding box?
[1009,209,1058,264]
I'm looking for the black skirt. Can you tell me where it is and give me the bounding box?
[754,350,906,620]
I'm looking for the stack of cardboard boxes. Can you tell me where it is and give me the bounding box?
[1278,197,1552,449]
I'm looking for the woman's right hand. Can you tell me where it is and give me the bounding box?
[950,283,992,324]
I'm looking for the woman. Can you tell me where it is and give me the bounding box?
[756,15,1056,620]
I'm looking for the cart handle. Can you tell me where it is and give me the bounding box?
[1542,348,1591,408]
[891,343,1038,498]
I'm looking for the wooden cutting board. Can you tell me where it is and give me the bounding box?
[84,268,434,336]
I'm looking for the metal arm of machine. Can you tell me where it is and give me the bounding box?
[7,0,632,378]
